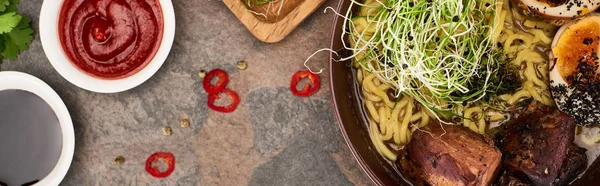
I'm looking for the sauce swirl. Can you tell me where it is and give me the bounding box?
[58,0,163,79]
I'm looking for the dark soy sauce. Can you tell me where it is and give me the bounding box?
[0,90,62,185]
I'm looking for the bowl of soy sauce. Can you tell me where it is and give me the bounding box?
[0,72,74,186]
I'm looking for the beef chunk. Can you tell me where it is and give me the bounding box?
[402,122,502,186]
[500,104,587,186]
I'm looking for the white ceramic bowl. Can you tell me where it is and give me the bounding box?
[39,0,176,93]
[0,71,74,186]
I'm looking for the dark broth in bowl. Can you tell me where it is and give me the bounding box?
[0,90,62,185]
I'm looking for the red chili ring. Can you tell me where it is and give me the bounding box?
[145,152,175,178]
[207,88,240,113]
[203,69,229,94]
[290,70,320,97]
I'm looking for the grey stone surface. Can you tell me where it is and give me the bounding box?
[2,0,374,185]
[246,87,339,154]
[249,140,353,186]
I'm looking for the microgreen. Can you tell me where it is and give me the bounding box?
[342,0,502,116]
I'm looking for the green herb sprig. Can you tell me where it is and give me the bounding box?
[0,0,33,62]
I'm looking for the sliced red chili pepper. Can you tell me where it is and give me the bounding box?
[207,88,240,113]
[290,70,320,97]
[203,69,229,94]
[145,152,175,178]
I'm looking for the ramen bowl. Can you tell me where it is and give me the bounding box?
[328,0,600,185]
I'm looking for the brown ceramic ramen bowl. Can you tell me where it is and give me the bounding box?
[328,1,600,185]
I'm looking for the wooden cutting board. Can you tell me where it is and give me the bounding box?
[223,0,327,43]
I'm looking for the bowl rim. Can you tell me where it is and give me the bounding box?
[0,71,74,186]
[39,0,176,93]
[328,1,388,185]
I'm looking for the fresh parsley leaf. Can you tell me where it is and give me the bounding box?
[3,2,15,13]
[0,12,21,34]
[0,0,31,62]
[8,16,31,50]
[3,34,18,60]
[3,16,31,60]
[0,36,6,52]
[0,0,9,12]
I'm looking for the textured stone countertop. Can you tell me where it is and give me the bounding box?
[6,0,373,185]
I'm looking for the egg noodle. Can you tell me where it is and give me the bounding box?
[494,0,555,106]
[347,0,556,160]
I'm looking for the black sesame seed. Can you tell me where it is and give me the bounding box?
[452,16,459,22]
[408,35,413,41]
[381,55,395,67]
[462,101,468,106]
[485,2,490,7]
[402,64,409,69]
[583,38,594,45]
[497,42,503,48]
[409,2,414,7]
[554,58,600,126]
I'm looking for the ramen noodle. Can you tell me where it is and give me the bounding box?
[348,0,557,160]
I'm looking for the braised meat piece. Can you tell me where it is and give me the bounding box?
[499,104,587,186]
[402,122,502,186]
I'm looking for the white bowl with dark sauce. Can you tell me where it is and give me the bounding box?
[0,72,74,186]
